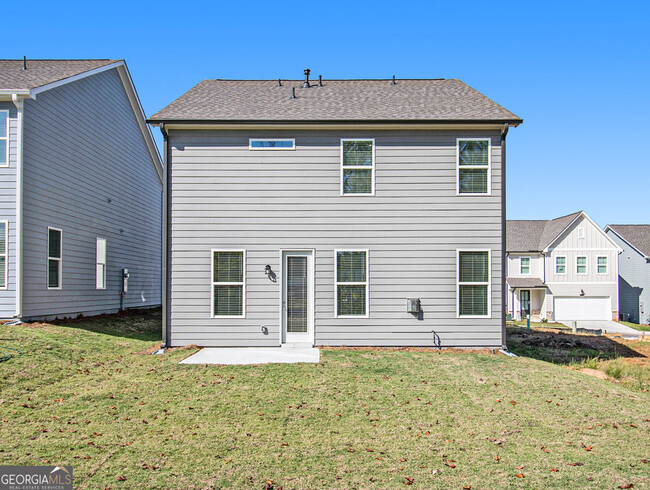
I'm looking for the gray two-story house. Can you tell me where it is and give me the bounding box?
[0,59,162,321]
[605,225,650,324]
[149,72,521,348]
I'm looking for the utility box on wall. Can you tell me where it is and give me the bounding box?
[406,298,420,314]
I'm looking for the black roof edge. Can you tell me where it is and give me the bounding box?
[147,118,524,126]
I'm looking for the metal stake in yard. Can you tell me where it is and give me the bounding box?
[526,314,530,329]
[572,321,577,334]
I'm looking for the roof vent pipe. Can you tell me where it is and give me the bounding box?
[303,68,311,88]
[23,56,27,70]
[290,87,296,99]
[278,79,282,87]
[318,75,323,86]
[392,75,396,85]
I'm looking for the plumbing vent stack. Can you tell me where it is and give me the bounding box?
[303,68,311,88]
[290,87,296,99]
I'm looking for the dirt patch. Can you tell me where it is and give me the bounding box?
[579,368,609,380]
[320,346,500,355]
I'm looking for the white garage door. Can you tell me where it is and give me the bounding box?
[554,297,610,321]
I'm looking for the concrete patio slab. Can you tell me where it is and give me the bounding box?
[179,347,320,365]
[561,320,646,339]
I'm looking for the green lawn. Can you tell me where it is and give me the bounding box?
[1,312,649,489]
[619,321,650,332]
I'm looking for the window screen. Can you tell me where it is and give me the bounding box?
[458,139,489,194]
[458,251,489,316]
[212,251,244,316]
[336,251,368,316]
[342,140,374,195]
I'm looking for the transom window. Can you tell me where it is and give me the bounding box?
[0,221,7,289]
[458,139,490,195]
[555,256,566,274]
[335,250,368,316]
[0,110,8,167]
[341,139,375,195]
[597,256,607,274]
[48,227,62,289]
[576,256,587,274]
[249,138,295,150]
[96,238,107,289]
[211,250,245,317]
[520,257,530,275]
[458,250,490,317]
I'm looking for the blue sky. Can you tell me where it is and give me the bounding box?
[7,0,649,226]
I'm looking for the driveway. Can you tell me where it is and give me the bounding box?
[561,320,645,339]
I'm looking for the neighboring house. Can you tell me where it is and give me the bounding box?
[506,211,621,322]
[148,72,522,348]
[0,59,163,321]
[604,225,650,324]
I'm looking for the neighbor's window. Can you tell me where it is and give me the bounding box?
[341,139,374,195]
[48,228,62,289]
[336,250,368,316]
[597,256,607,274]
[0,110,8,167]
[96,238,106,289]
[212,250,245,317]
[249,139,295,150]
[0,221,7,289]
[555,256,566,274]
[458,250,490,317]
[576,256,587,274]
[458,139,490,194]
[520,257,530,275]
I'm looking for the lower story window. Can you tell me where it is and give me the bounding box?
[0,221,6,288]
[48,227,62,289]
[458,250,490,317]
[212,250,245,317]
[336,250,368,316]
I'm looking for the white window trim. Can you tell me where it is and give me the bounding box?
[249,138,295,150]
[340,138,376,196]
[456,138,491,196]
[596,256,608,275]
[457,249,492,318]
[334,249,370,318]
[0,110,8,168]
[47,227,62,290]
[555,255,567,275]
[519,256,531,275]
[210,249,246,319]
[0,220,7,289]
[576,255,588,275]
[96,237,107,290]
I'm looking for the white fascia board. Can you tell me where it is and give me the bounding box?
[604,226,647,258]
[29,61,124,97]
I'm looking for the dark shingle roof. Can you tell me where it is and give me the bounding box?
[149,78,522,123]
[507,212,582,252]
[607,225,650,258]
[506,278,545,289]
[0,59,118,90]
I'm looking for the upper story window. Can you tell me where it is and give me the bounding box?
[520,257,530,275]
[458,250,490,317]
[212,250,245,318]
[0,110,8,167]
[0,221,7,289]
[597,256,608,274]
[249,139,295,150]
[576,256,587,274]
[555,256,566,274]
[48,227,62,289]
[335,250,368,317]
[341,139,375,195]
[458,139,490,195]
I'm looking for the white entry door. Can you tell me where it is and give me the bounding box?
[554,296,610,321]
[282,251,314,344]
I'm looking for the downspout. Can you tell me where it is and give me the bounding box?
[160,124,172,347]
[12,94,25,319]
[500,123,509,348]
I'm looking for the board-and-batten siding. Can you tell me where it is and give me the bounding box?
[169,129,503,347]
[21,68,162,320]
[0,103,17,318]
[607,230,650,324]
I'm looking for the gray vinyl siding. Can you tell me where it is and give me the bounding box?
[607,230,650,324]
[21,68,162,320]
[169,129,503,347]
[0,103,17,318]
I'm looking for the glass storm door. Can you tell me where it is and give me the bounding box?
[282,251,314,344]
[520,290,531,318]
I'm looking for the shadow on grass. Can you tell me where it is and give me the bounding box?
[49,308,162,342]
[506,326,645,365]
